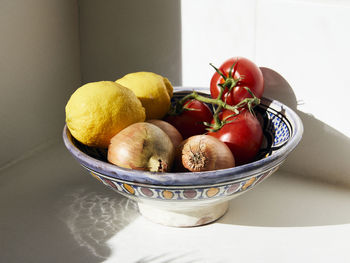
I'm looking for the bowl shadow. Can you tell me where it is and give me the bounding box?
[218,67,350,227]
[259,67,350,187]
[219,172,350,227]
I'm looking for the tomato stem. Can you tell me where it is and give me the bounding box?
[174,88,259,116]
[211,84,225,130]
[210,61,240,93]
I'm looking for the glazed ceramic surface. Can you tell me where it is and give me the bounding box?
[63,88,303,226]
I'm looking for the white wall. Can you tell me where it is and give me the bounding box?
[256,0,350,186]
[182,0,257,88]
[0,0,81,169]
[181,0,350,186]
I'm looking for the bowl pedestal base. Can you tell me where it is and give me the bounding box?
[138,201,229,227]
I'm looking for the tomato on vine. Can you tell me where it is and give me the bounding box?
[164,99,213,139]
[207,109,263,166]
[210,57,264,107]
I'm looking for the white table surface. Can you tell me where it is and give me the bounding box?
[1,140,350,263]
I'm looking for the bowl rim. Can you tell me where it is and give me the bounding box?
[63,88,303,186]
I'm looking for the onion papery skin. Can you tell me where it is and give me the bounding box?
[107,122,174,172]
[147,119,183,147]
[175,135,235,172]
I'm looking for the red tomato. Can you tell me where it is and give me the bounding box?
[208,109,263,165]
[210,57,264,106]
[164,99,212,139]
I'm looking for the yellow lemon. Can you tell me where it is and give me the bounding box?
[116,72,173,119]
[65,81,145,148]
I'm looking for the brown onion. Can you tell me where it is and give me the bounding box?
[147,119,183,147]
[175,135,235,172]
[108,122,174,172]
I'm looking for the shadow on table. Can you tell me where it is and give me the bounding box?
[219,67,350,227]
[258,67,350,187]
[219,173,350,227]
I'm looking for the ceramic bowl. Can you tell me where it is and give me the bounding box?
[63,87,303,227]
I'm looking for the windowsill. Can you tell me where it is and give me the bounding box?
[1,141,350,262]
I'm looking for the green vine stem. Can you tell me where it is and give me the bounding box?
[211,83,225,130]
[172,87,260,131]
[176,88,259,114]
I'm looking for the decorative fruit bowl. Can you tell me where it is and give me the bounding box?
[62,88,303,227]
